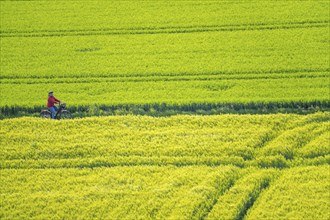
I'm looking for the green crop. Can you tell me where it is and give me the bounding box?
[0,72,329,109]
[1,1,329,219]
[206,169,279,220]
[1,27,329,78]
[245,166,330,219]
[1,113,329,169]
[1,1,328,33]
[0,114,329,219]
[0,1,329,116]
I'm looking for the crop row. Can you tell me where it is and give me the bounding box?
[1,26,328,78]
[0,75,329,110]
[2,20,328,38]
[1,1,328,33]
[1,113,329,169]
[1,68,327,81]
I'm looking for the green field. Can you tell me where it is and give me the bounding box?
[0,1,329,116]
[1,113,329,169]
[1,1,330,219]
[1,114,329,219]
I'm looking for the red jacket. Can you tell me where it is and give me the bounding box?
[47,96,60,108]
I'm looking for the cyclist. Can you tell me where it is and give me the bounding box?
[47,91,61,119]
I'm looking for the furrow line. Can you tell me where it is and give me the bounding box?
[0,68,328,80]
[236,174,279,220]
[195,175,238,220]
[1,20,328,35]
[1,21,328,38]
[0,75,327,85]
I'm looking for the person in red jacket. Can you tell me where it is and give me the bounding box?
[47,91,61,119]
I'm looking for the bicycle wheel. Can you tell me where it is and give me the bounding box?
[40,110,51,118]
[60,110,72,119]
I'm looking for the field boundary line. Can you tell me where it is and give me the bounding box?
[1,101,330,119]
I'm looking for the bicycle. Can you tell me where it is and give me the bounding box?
[40,103,72,119]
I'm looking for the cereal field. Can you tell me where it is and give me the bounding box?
[1,114,329,219]
[0,1,329,115]
[0,1,329,219]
